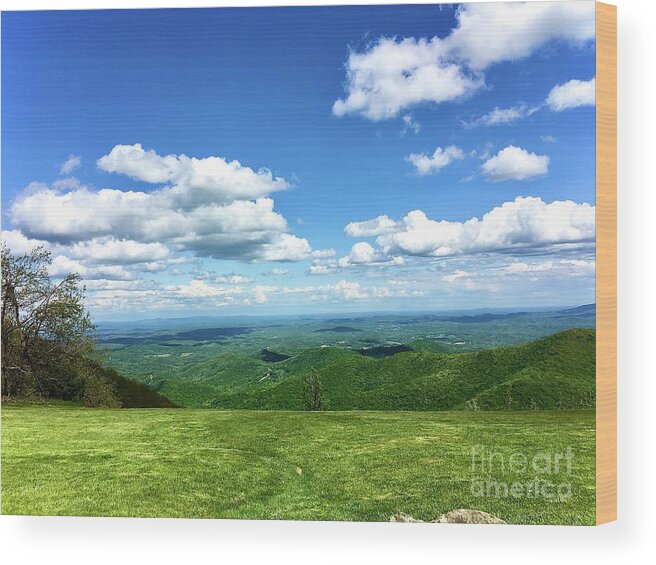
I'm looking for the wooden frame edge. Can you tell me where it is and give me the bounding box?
[595,1,617,526]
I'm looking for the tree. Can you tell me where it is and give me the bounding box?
[1,244,95,398]
[504,385,514,410]
[301,369,325,411]
[464,399,480,411]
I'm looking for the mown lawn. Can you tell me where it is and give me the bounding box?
[1,406,595,524]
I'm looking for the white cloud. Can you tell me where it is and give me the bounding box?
[1,230,181,280]
[406,145,464,175]
[10,146,316,263]
[269,268,288,276]
[504,258,595,275]
[307,250,340,275]
[401,114,421,135]
[83,279,159,292]
[338,241,405,268]
[310,248,336,259]
[253,284,277,304]
[447,2,594,71]
[255,233,312,262]
[60,155,81,175]
[280,280,368,301]
[97,144,289,203]
[1,229,49,254]
[350,196,594,259]
[465,104,540,127]
[308,264,335,275]
[343,241,378,264]
[68,238,170,265]
[214,274,254,284]
[541,135,557,143]
[482,145,549,181]
[178,280,241,299]
[504,261,555,273]
[332,2,594,120]
[49,255,133,281]
[546,78,596,111]
[332,36,484,120]
[442,270,470,283]
[333,280,367,300]
[344,215,397,237]
[560,258,595,271]
[52,177,84,191]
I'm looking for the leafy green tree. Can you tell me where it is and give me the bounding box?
[1,244,95,399]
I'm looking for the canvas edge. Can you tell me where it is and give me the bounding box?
[595,0,617,526]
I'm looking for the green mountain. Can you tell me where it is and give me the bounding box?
[150,347,360,407]
[180,352,270,389]
[208,328,595,411]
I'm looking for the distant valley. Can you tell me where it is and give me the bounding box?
[97,305,596,410]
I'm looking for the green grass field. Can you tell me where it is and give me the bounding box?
[1,405,595,524]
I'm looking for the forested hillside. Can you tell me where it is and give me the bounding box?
[148,329,595,410]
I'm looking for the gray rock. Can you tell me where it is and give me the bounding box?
[390,512,424,523]
[434,509,506,524]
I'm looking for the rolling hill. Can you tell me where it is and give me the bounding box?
[197,328,595,411]
[149,346,361,407]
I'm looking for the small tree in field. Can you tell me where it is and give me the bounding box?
[1,244,95,398]
[302,369,325,411]
[504,385,513,410]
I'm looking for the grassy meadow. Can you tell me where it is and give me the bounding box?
[1,405,596,524]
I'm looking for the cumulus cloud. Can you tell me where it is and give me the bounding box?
[49,255,133,281]
[310,248,337,259]
[338,242,405,268]
[447,1,594,71]
[344,215,397,237]
[332,280,367,300]
[10,145,318,263]
[333,2,594,120]
[406,145,464,175]
[1,229,49,254]
[482,145,549,181]
[255,233,312,262]
[546,78,596,111]
[60,155,81,175]
[67,239,170,265]
[347,196,594,259]
[341,242,379,265]
[332,36,483,121]
[1,230,183,281]
[97,144,289,204]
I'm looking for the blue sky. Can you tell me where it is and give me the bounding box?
[1,2,597,320]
